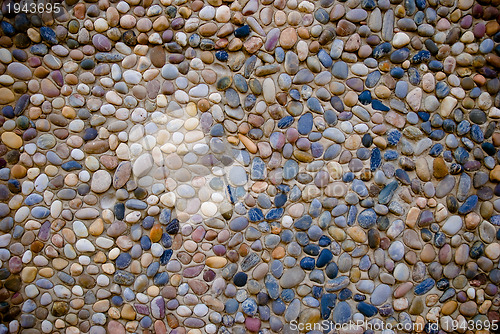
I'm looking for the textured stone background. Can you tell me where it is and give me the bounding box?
[0,0,499,333]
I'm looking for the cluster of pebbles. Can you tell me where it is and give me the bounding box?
[0,0,499,332]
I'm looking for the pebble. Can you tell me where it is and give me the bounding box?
[0,0,494,331]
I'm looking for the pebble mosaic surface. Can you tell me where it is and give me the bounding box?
[0,0,500,333]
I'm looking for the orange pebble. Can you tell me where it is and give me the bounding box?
[150,224,163,243]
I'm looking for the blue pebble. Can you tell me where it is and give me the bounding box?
[357,208,377,228]
[210,124,224,137]
[234,25,250,38]
[115,253,132,269]
[370,148,382,171]
[160,249,173,265]
[123,288,135,301]
[289,185,302,201]
[111,296,123,306]
[83,128,98,141]
[159,208,171,224]
[342,172,355,182]
[318,49,333,68]
[35,278,53,289]
[309,131,322,141]
[22,300,37,313]
[60,161,82,171]
[31,207,50,219]
[310,197,322,215]
[24,194,43,206]
[387,129,402,145]
[276,184,290,193]
[2,106,14,119]
[359,255,371,270]
[416,0,426,9]
[295,232,309,246]
[414,11,425,24]
[457,120,471,136]
[411,50,431,63]
[347,205,357,226]
[311,142,324,158]
[365,70,381,88]
[332,61,348,79]
[358,90,372,105]
[140,236,152,250]
[420,121,432,134]
[372,42,392,59]
[394,169,410,185]
[371,100,389,111]
[428,60,443,71]
[248,208,264,222]
[215,51,228,62]
[303,296,320,307]
[414,278,435,295]
[395,81,408,98]
[320,293,337,319]
[272,299,286,314]
[153,272,169,285]
[304,244,320,256]
[390,48,410,63]
[307,97,323,113]
[362,0,377,9]
[418,111,430,121]
[390,67,405,79]
[294,215,312,230]
[470,87,481,98]
[274,193,287,208]
[458,195,478,215]
[278,116,294,129]
[470,124,484,143]
[0,168,9,181]
[323,110,337,125]
[281,289,295,302]
[271,260,284,277]
[429,129,445,141]
[319,235,332,247]
[30,44,48,56]
[454,147,469,164]
[266,208,283,220]
[324,144,341,160]
[0,21,15,36]
[40,26,58,45]
[332,301,352,324]
[435,82,450,98]
[289,89,300,100]
[316,249,333,268]
[140,316,152,328]
[357,302,378,317]
[259,305,270,321]
[480,39,494,54]
[338,288,352,301]
[142,216,155,229]
[242,298,258,316]
[379,180,399,204]
[408,67,421,85]
[312,286,323,299]
[444,150,453,162]
[384,150,399,160]
[298,112,313,135]
[280,229,293,244]
[225,299,239,314]
[275,47,285,63]
[146,262,159,277]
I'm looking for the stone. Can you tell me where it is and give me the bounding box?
[280,268,306,288]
